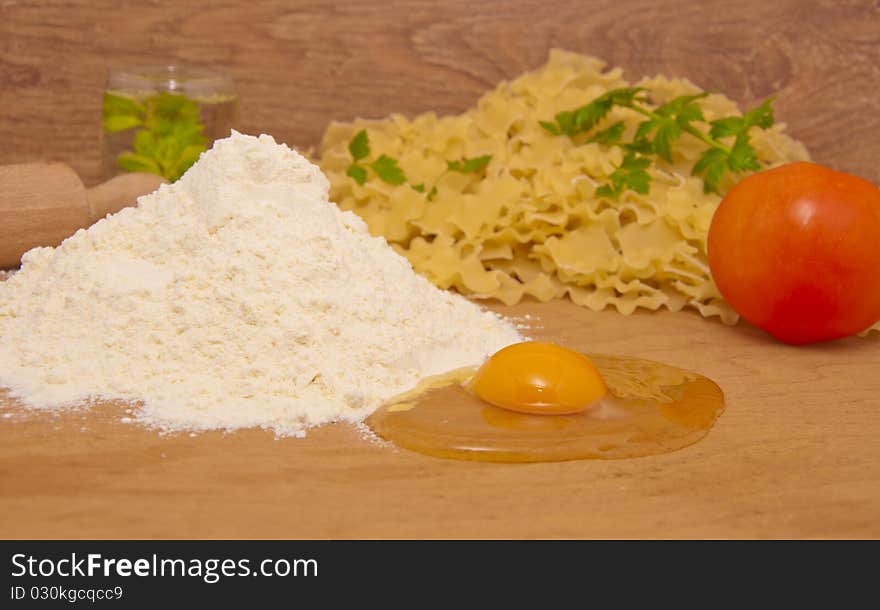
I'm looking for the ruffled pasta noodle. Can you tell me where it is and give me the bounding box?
[319,50,878,335]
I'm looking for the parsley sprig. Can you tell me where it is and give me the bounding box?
[347,130,406,185]
[540,87,776,195]
[346,129,491,200]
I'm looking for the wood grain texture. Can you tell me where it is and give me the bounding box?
[1,0,879,186]
[1,300,878,539]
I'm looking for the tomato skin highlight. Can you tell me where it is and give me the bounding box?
[707,162,880,344]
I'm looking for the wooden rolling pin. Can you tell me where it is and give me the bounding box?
[0,163,166,268]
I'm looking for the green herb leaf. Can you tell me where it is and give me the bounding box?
[539,121,560,135]
[133,130,158,157]
[542,86,776,196]
[370,154,407,185]
[167,144,206,181]
[692,147,729,194]
[743,97,775,130]
[151,93,201,123]
[102,92,145,119]
[102,115,143,133]
[656,93,707,123]
[727,133,760,172]
[708,117,744,139]
[625,171,652,194]
[623,138,654,154]
[595,184,616,198]
[349,129,370,161]
[636,93,707,162]
[346,164,368,185]
[579,88,645,134]
[540,87,644,137]
[554,110,577,135]
[616,153,652,194]
[411,183,425,193]
[427,186,438,201]
[109,90,208,182]
[598,153,652,199]
[606,87,648,106]
[447,155,492,173]
[116,153,162,176]
[651,119,682,162]
[153,138,179,175]
[166,121,207,147]
[572,104,609,133]
[710,98,775,140]
[587,121,625,145]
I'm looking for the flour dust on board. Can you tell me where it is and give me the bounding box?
[0,132,522,437]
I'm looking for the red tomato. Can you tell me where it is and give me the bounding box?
[707,162,880,344]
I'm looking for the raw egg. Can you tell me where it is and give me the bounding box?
[366,352,724,463]
[469,342,605,414]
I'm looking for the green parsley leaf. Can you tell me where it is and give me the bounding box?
[539,121,560,135]
[595,184,616,198]
[743,97,775,130]
[587,121,625,145]
[598,153,652,199]
[616,153,652,193]
[576,88,643,134]
[541,87,644,137]
[572,103,609,134]
[710,98,775,140]
[692,147,728,194]
[611,87,647,104]
[346,164,367,185]
[554,110,577,135]
[411,183,426,193]
[708,116,744,139]
[427,186,438,201]
[656,93,707,123]
[623,138,654,154]
[370,154,407,185]
[447,155,492,173]
[541,86,777,196]
[349,129,370,161]
[727,133,760,172]
[636,93,707,162]
[650,119,682,162]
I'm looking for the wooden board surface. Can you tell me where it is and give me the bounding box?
[1,0,880,186]
[1,301,878,539]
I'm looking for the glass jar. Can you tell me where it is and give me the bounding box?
[101,65,238,181]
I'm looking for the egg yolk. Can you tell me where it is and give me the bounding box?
[469,342,606,415]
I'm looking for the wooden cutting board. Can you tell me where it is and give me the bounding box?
[1,298,877,539]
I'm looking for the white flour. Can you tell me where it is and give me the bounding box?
[0,132,521,436]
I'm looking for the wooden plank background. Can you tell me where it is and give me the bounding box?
[1,0,879,187]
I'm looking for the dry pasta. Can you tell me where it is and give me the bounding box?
[319,50,877,335]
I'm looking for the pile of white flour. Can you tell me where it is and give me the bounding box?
[0,132,521,436]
